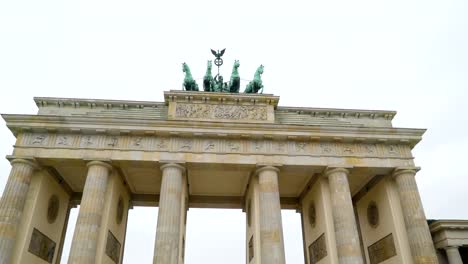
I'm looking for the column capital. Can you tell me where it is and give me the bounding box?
[322,166,352,178]
[255,165,280,175]
[86,160,113,171]
[160,162,185,172]
[8,157,40,170]
[392,167,420,179]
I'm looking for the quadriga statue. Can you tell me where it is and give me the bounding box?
[182,62,199,91]
[244,65,264,93]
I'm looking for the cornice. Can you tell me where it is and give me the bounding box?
[33,96,396,120]
[34,97,166,109]
[429,220,468,233]
[276,106,396,120]
[1,114,425,145]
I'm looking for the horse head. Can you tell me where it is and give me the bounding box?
[207,60,212,70]
[257,64,264,74]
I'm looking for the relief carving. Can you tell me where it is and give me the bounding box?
[175,103,267,121]
[204,140,216,151]
[107,137,118,147]
[32,135,47,145]
[155,138,169,150]
[319,143,333,154]
[57,136,70,146]
[309,233,327,264]
[253,140,264,152]
[179,139,193,151]
[368,233,397,264]
[364,144,377,155]
[343,143,355,154]
[133,137,143,147]
[28,228,56,263]
[387,145,399,155]
[81,135,94,147]
[227,140,241,152]
[23,132,412,160]
[295,142,308,152]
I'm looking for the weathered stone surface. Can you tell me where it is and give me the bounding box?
[393,168,438,264]
[68,161,112,263]
[0,158,38,264]
[153,163,185,264]
[325,167,364,264]
[257,166,286,264]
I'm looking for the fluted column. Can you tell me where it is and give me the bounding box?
[0,158,38,264]
[153,163,185,264]
[324,167,364,264]
[393,168,438,264]
[68,161,112,264]
[257,166,286,264]
[445,246,463,264]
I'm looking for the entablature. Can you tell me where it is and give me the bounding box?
[2,114,424,147]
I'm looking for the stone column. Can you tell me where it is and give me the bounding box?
[153,163,185,264]
[257,166,286,264]
[68,161,112,264]
[324,167,364,264]
[445,246,463,264]
[0,158,38,264]
[392,168,438,264]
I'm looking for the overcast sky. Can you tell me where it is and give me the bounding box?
[0,0,467,263]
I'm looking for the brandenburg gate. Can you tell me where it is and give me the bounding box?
[0,90,439,263]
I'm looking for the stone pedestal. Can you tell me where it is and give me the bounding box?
[393,168,438,264]
[68,161,113,264]
[153,163,186,264]
[325,167,364,264]
[445,246,463,264]
[0,158,38,264]
[257,166,286,264]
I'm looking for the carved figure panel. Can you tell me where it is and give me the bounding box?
[295,142,309,153]
[105,230,121,264]
[155,137,169,150]
[203,139,217,152]
[368,233,397,264]
[28,228,56,263]
[107,136,119,148]
[56,135,71,146]
[179,138,193,151]
[32,134,48,145]
[227,140,241,152]
[319,142,335,155]
[175,103,268,121]
[80,135,95,147]
[309,233,327,264]
[132,137,144,148]
[252,140,265,153]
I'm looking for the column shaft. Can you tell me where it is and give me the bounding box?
[445,246,463,264]
[153,163,185,264]
[325,167,364,264]
[68,161,112,264]
[0,159,37,264]
[257,166,286,264]
[393,168,438,264]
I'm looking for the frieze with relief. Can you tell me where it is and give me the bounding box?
[175,103,268,121]
[20,133,413,159]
